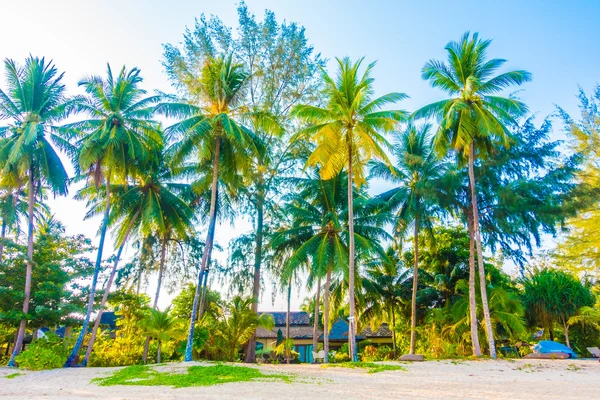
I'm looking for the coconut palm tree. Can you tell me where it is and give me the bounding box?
[370,123,446,354]
[157,54,257,362]
[414,32,532,358]
[82,148,194,365]
[360,247,411,357]
[138,306,185,363]
[272,169,391,362]
[64,64,162,367]
[0,57,74,366]
[292,58,407,360]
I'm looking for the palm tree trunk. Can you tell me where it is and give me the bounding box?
[409,216,419,355]
[185,135,221,362]
[198,264,210,318]
[391,304,397,358]
[153,236,168,309]
[312,275,321,358]
[8,169,35,367]
[563,319,571,348]
[143,235,168,363]
[323,268,331,363]
[0,218,6,262]
[65,176,111,367]
[286,277,291,365]
[157,340,162,364]
[468,143,496,359]
[245,177,265,363]
[347,139,357,363]
[467,210,482,357]
[82,209,140,366]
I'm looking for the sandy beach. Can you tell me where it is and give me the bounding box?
[0,359,598,400]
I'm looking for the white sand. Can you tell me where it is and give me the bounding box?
[0,359,598,400]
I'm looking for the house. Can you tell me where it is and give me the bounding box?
[255,311,321,363]
[256,312,393,362]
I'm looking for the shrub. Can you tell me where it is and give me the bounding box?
[15,333,68,370]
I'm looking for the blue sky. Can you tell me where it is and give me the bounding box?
[1,0,599,310]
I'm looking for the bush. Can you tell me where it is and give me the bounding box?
[15,333,68,370]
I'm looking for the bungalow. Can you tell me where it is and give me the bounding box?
[256,311,393,362]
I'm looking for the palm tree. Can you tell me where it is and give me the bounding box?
[292,58,407,360]
[64,64,161,367]
[360,247,411,357]
[138,307,185,363]
[157,54,257,362]
[0,57,74,366]
[272,169,391,362]
[82,148,193,365]
[370,124,445,354]
[414,32,532,358]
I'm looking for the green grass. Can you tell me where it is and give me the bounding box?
[321,361,406,374]
[92,364,293,388]
[4,373,22,379]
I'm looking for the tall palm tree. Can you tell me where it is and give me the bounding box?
[360,247,411,357]
[82,148,193,365]
[64,65,161,367]
[292,58,407,360]
[158,54,256,362]
[414,32,532,358]
[272,169,390,362]
[0,57,73,366]
[138,306,185,363]
[370,124,445,354]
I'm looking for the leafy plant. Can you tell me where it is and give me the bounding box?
[14,333,69,370]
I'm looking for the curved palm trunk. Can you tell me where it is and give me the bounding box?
[468,143,496,359]
[312,276,321,359]
[347,140,357,362]
[467,210,482,357]
[8,170,35,367]
[185,135,221,362]
[65,177,111,367]
[198,263,210,318]
[323,268,331,363]
[82,209,140,366]
[409,216,419,355]
[562,318,571,348]
[391,304,397,358]
[245,178,264,363]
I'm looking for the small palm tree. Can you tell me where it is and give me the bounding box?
[414,32,532,358]
[360,247,411,357]
[292,58,407,360]
[0,56,74,366]
[138,307,185,363]
[157,54,257,362]
[370,124,446,354]
[64,64,161,367]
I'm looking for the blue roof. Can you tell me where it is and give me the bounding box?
[98,311,118,330]
[319,318,364,341]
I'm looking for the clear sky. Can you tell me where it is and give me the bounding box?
[1,0,599,311]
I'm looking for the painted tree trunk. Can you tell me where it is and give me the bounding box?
[184,135,221,362]
[65,177,111,367]
[245,178,264,363]
[468,143,496,359]
[467,210,482,357]
[312,275,321,355]
[0,219,6,262]
[8,170,35,367]
[347,139,357,362]
[286,278,291,365]
[409,216,419,355]
[323,268,331,363]
[83,209,140,366]
[157,341,162,364]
